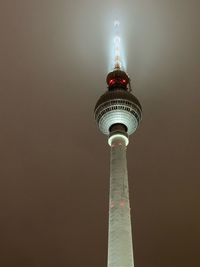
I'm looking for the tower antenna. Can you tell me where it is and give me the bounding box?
[114,19,122,70]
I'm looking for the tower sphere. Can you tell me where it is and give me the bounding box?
[94,69,142,136]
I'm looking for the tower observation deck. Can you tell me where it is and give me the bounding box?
[94,22,142,267]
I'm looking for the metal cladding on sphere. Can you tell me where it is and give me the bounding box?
[94,69,142,136]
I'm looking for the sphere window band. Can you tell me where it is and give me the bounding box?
[95,100,141,118]
[95,101,141,126]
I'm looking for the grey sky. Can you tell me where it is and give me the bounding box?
[0,0,200,266]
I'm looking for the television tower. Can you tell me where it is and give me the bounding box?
[94,20,142,267]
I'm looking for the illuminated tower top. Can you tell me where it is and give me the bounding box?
[95,20,141,138]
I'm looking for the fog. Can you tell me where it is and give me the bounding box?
[0,0,200,266]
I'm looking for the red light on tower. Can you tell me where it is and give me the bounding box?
[109,79,115,86]
[106,69,130,90]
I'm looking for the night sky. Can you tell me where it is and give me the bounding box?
[0,0,200,266]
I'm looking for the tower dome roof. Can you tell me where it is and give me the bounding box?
[106,69,130,90]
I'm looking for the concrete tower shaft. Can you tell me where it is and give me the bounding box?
[108,133,134,267]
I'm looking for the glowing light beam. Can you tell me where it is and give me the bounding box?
[113,19,124,70]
